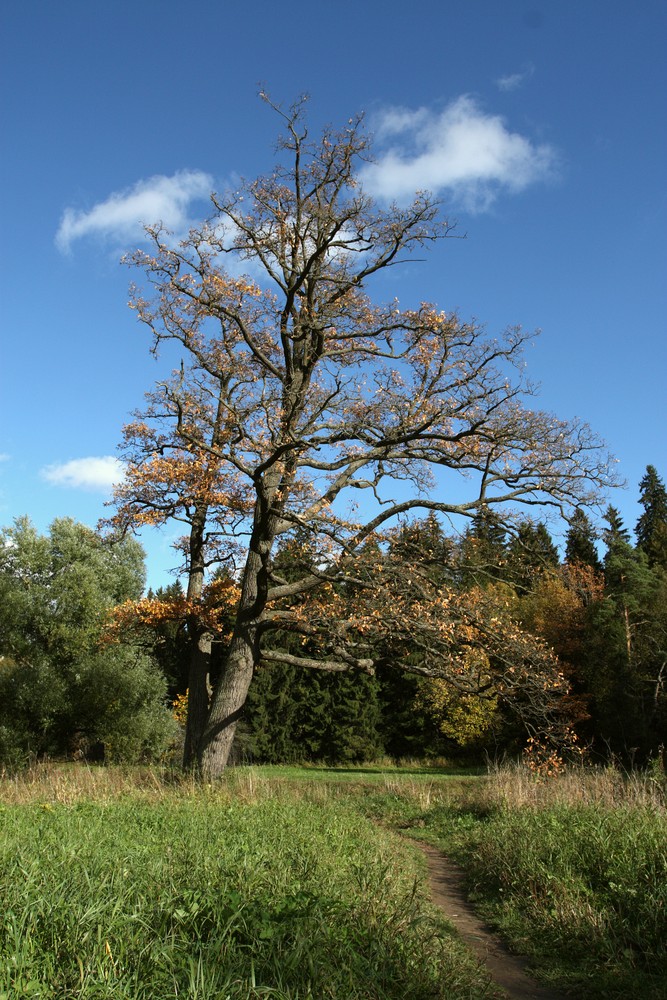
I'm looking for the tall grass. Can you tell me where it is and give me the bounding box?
[483,758,667,812]
[0,765,491,1000]
[385,762,667,1000]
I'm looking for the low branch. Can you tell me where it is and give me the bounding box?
[260,649,375,674]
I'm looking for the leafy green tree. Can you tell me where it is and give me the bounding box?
[636,465,667,570]
[0,517,144,662]
[0,517,176,763]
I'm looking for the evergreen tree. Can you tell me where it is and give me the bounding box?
[636,465,667,569]
[142,581,190,698]
[244,662,382,764]
[602,505,631,551]
[507,521,560,593]
[375,663,446,760]
[565,509,601,571]
[244,532,384,764]
[244,661,303,763]
[388,514,455,588]
[585,537,666,759]
[459,507,508,587]
[317,670,382,764]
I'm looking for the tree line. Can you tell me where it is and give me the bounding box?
[1,464,664,768]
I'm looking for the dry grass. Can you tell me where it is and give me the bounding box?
[482,759,666,812]
[0,760,279,806]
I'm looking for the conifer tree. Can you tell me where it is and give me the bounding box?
[565,509,601,571]
[636,465,667,569]
[586,536,666,757]
[602,505,631,551]
[507,521,560,593]
[459,507,508,587]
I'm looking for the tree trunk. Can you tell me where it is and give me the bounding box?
[197,515,276,777]
[182,624,212,769]
[182,504,211,769]
[199,632,256,777]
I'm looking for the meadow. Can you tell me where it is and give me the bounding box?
[0,761,665,999]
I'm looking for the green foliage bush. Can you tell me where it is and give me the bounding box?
[0,648,178,765]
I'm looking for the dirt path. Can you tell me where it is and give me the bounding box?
[415,841,570,1000]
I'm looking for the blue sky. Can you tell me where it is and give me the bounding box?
[1,0,665,590]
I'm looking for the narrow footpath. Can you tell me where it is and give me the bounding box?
[416,841,572,1000]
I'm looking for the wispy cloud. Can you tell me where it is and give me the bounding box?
[496,64,535,92]
[360,96,556,210]
[42,456,124,491]
[55,170,213,253]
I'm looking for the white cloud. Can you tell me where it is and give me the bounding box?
[55,170,213,253]
[42,456,124,491]
[360,96,556,210]
[496,65,535,92]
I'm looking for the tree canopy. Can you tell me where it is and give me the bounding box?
[0,518,176,764]
[108,97,616,776]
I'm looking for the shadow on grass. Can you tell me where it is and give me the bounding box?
[240,763,487,781]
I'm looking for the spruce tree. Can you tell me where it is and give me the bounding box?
[586,537,666,759]
[636,465,667,569]
[459,507,508,587]
[389,514,455,588]
[507,521,560,593]
[602,505,631,552]
[565,509,601,571]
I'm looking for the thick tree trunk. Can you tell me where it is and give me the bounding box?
[182,624,212,769]
[199,632,256,777]
[197,513,276,777]
[182,504,211,769]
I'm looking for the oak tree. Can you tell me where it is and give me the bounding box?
[110,98,615,776]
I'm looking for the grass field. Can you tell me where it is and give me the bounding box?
[357,761,667,1000]
[1,761,665,999]
[0,765,491,1000]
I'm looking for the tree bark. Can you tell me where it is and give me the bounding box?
[198,498,278,776]
[199,631,256,777]
[182,624,212,769]
[182,504,211,769]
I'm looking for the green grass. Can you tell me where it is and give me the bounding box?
[358,762,667,1000]
[457,803,666,998]
[0,771,492,1000]
[231,761,485,783]
[2,760,664,999]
